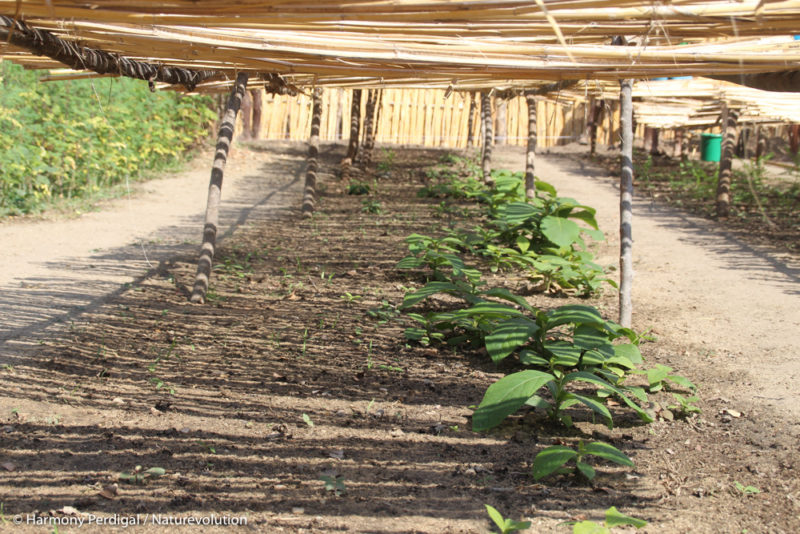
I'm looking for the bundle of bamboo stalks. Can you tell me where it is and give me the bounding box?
[2,0,800,93]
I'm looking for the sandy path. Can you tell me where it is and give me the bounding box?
[0,141,309,347]
[494,145,800,420]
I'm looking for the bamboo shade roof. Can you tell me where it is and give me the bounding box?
[629,77,800,127]
[1,0,800,93]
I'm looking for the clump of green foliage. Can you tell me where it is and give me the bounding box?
[414,155,613,296]
[0,62,216,216]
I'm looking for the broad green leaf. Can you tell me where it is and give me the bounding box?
[604,507,647,528]
[519,349,549,368]
[546,305,605,330]
[482,288,536,312]
[516,235,531,253]
[582,228,606,242]
[403,327,427,341]
[540,216,581,248]
[532,446,577,480]
[581,349,609,366]
[400,281,460,309]
[507,519,532,531]
[460,302,523,319]
[544,341,581,367]
[626,386,649,403]
[667,374,697,391]
[568,209,599,230]
[472,370,553,431]
[498,201,541,222]
[576,460,597,480]
[485,318,539,363]
[144,467,166,477]
[613,343,643,365]
[564,371,654,423]
[583,442,634,467]
[570,393,613,428]
[524,395,551,411]
[573,325,613,351]
[604,355,637,370]
[572,521,610,534]
[535,179,557,197]
[396,256,425,269]
[485,505,505,531]
[646,364,672,387]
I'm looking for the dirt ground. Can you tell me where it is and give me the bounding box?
[1,140,798,533]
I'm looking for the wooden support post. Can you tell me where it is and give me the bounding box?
[674,128,685,159]
[190,72,249,304]
[342,89,362,181]
[790,124,800,156]
[716,103,738,219]
[250,89,263,139]
[359,89,378,168]
[302,88,323,218]
[524,91,537,199]
[495,98,507,145]
[619,78,634,328]
[467,92,477,147]
[481,92,494,185]
[649,128,660,155]
[347,89,362,162]
[589,99,604,156]
[240,89,253,140]
[755,125,767,162]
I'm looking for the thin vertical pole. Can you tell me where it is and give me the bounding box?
[716,102,737,219]
[619,78,634,328]
[190,72,249,304]
[524,91,537,199]
[302,88,323,218]
[481,92,494,185]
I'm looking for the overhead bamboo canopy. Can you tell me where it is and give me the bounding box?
[1,0,800,93]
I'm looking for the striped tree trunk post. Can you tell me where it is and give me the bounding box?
[190,72,249,304]
[302,88,323,218]
[524,91,537,199]
[481,92,494,185]
[716,103,738,219]
[466,92,477,147]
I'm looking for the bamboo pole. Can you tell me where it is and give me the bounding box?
[190,72,249,304]
[619,77,634,328]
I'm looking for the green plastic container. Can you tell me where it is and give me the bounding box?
[700,133,722,162]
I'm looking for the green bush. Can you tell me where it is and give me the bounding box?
[0,62,216,216]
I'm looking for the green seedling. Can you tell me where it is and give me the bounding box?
[340,292,362,305]
[485,504,530,534]
[668,393,701,417]
[644,364,696,393]
[196,441,216,454]
[532,441,633,481]
[733,481,761,496]
[347,181,370,195]
[119,466,166,484]
[361,199,383,214]
[320,474,346,496]
[565,506,647,533]
[302,413,315,427]
[301,328,309,357]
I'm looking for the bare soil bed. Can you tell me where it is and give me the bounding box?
[1,141,799,533]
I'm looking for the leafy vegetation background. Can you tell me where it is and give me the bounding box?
[0,62,216,216]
